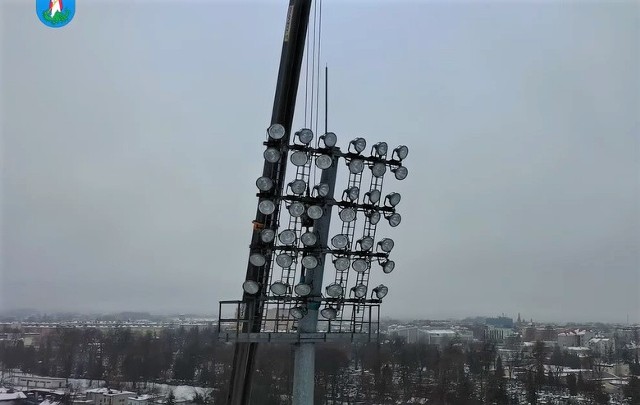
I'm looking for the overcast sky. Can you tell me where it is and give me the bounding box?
[1,0,638,323]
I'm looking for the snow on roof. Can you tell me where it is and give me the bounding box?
[128,395,155,401]
[0,392,27,401]
[85,389,134,396]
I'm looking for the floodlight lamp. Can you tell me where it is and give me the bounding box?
[349,137,367,154]
[256,176,274,192]
[260,229,275,243]
[300,231,317,246]
[344,186,359,202]
[314,183,330,197]
[302,255,318,269]
[258,199,276,215]
[325,283,344,298]
[371,162,387,178]
[290,151,309,167]
[320,132,337,148]
[373,284,389,299]
[331,234,349,249]
[270,281,289,296]
[387,213,402,227]
[339,208,356,223]
[365,189,381,204]
[276,253,294,268]
[264,147,281,163]
[373,142,388,157]
[279,229,297,245]
[315,155,333,170]
[334,257,350,271]
[357,236,374,251]
[288,201,305,217]
[352,284,367,298]
[367,210,381,225]
[393,166,408,180]
[378,238,395,253]
[352,259,369,273]
[289,179,307,195]
[348,159,365,174]
[320,306,338,320]
[385,192,402,207]
[381,260,395,274]
[242,280,260,295]
[249,253,267,267]
[267,123,286,140]
[393,145,409,161]
[290,306,307,320]
[294,283,312,297]
[297,128,314,144]
[307,205,323,220]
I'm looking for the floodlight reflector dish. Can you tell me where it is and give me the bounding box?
[382,260,395,274]
[326,283,344,298]
[290,306,307,320]
[366,189,381,204]
[264,147,280,163]
[334,257,350,271]
[315,155,333,170]
[249,253,267,267]
[256,176,274,192]
[294,283,312,297]
[289,179,307,195]
[258,200,276,215]
[300,232,317,246]
[367,210,381,225]
[276,253,294,268]
[302,255,318,269]
[388,213,402,227]
[378,238,395,253]
[393,166,408,180]
[352,284,367,298]
[349,159,365,174]
[350,138,367,154]
[358,236,374,251]
[373,284,389,299]
[314,183,330,197]
[260,229,275,243]
[320,132,337,147]
[242,280,260,295]
[288,201,305,217]
[371,162,387,178]
[385,192,402,207]
[374,142,388,157]
[290,151,309,167]
[270,282,289,296]
[339,208,356,223]
[331,234,349,249]
[297,128,314,144]
[267,123,286,140]
[393,145,409,161]
[320,307,338,320]
[307,205,323,220]
[279,229,297,245]
[352,259,368,273]
[347,186,360,201]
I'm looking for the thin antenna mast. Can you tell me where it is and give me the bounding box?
[325,65,328,134]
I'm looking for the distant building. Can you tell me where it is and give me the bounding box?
[425,329,473,348]
[16,375,67,390]
[557,330,596,348]
[588,337,614,356]
[86,389,135,405]
[127,395,157,405]
[387,326,421,344]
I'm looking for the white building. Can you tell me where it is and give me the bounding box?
[425,329,473,348]
[589,337,614,356]
[127,395,156,405]
[16,375,67,389]
[86,389,135,405]
[557,330,596,348]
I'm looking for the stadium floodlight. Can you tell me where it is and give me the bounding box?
[385,192,401,207]
[392,166,408,180]
[315,155,333,170]
[357,236,374,251]
[289,179,307,195]
[339,208,356,223]
[320,306,338,320]
[351,284,367,298]
[349,138,367,154]
[348,159,365,174]
[387,213,401,227]
[371,162,387,178]
[297,128,314,144]
[267,123,286,140]
[320,132,337,148]
[249,253,267,267]
[256,176,274,192]
[344,186,359,202]
[270,281,289,296]
[372,284,389,299]
[325,283,344,298]
[276,253,294,268]
[381,259,395,274]
[393,145,409,161]
[373,142,388,157]
[331,234,349,249]
[294,283,312,297]
[264,147,281,163]
[258,199,276,215]
[301,255,319,269]
[333,257,350,271]
[290,151,309,167]
[365,189,381,204]
[300,231,317,246]
[378,238,395,253]
[352,259,369,273]
[366,210,381,225]
[307,205,323,220]
[242,280,260,295]
[288,201,305,217]
[290,306,308,320]
[279,229,297,245]
[260,229,276,243]
[314,183,330,198]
